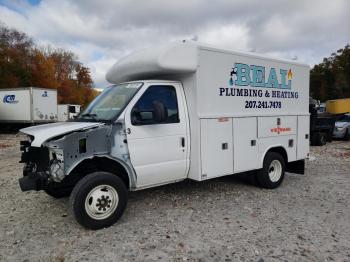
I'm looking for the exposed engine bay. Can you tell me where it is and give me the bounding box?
[18,122,132,192]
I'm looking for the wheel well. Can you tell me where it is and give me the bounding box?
[266,146,288,163]
[67,157,130,188]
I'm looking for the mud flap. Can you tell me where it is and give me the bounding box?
[286,159,305,175]
[19,173,47,191]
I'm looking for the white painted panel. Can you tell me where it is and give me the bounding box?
[233,117,259,172]
[32,89,57,121]
[258,135,297,165]
[197,47,309,118]
[0,89,31,121]
[124,83,189,188]
[258,116,297,138]
[297,115,310,159]
[129,135,186,186]
[200,118,233,178]
[58,105,68,121]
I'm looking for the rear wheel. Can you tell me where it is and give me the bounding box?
[316,132,327,146]
[69,172,128,230]
[256,152,285,189]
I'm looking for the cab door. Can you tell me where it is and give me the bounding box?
[124,83,189,188]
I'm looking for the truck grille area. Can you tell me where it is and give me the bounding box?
[20,141,50,172]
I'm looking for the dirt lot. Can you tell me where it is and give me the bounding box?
[0,133,350,262]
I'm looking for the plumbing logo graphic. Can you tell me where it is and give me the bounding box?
[229,63,293,89]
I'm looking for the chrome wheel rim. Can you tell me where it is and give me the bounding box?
[268,160,282,182]
[85,185,118,220]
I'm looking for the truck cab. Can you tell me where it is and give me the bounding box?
[18,42,309,229]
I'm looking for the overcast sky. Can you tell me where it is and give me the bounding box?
[0,0,349,88]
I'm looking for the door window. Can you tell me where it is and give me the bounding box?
[132,85,179,125]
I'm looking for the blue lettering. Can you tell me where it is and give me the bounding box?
[279,69,291,89]
[234,63,251,86]
[251,65,265,87]
[266,68,279,88]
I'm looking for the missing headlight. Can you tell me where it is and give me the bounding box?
[49,148,65,182]
[79,138,87,154]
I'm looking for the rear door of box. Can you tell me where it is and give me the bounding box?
[32,89,58,121]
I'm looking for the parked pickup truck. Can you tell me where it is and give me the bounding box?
[309,101,335,146]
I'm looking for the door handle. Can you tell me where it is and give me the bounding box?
[181,137,185,147]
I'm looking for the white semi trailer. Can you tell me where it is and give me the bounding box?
[18,42,310,229]
[0,87,58,123]
[58,104,81,122]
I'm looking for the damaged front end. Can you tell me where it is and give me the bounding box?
[19,137,51,191]
[18,122,110,192]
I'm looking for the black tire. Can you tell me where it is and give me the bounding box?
[315,132,327,146]
[319,133,327,145]
[44,183,73,198]
[256,152,285,189]
[69,172,128,230]
[310,134,317,146]
[344,129,350,141]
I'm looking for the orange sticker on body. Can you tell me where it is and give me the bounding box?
[218,117,229,122]
[270,127,291,134]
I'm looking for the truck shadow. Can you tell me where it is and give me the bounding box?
[128,171,258,201]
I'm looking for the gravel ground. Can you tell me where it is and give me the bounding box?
[0,133,350,262]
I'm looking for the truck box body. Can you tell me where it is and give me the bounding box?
[0,87,57,123]
[326,98,350,114]
[106,42,310,181]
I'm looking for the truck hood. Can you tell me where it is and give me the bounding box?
[335,122,348,128]
[20,122,104,147]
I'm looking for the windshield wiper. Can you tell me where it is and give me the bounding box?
[80,113,97,118]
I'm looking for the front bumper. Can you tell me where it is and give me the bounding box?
[19,140,50,192]
[333,128,347,138]
[19,172,48,191]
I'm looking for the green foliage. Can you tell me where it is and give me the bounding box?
[0,23,98,107]
[310,44,350,101]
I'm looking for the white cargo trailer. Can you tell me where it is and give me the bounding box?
[18,42,310,229]
[0,87,58,123]
[58,104,81,121]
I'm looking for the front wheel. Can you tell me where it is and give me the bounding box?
[44,183,73,198]
[256,152,285,189]
[69,172,128,230]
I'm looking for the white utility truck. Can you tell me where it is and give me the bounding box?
[58,104,81,121]
[0,87,58,123]
[18,42,310,229]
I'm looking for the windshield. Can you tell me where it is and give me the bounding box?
[338,115,350,122]
[78,82,142,121]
